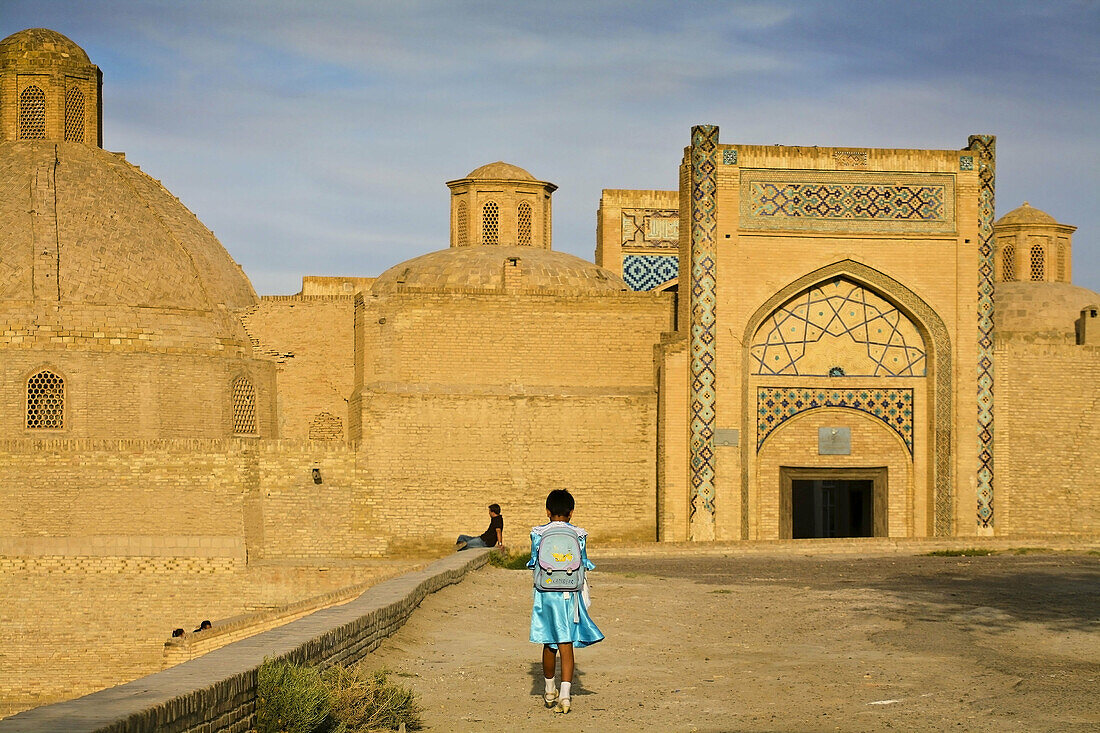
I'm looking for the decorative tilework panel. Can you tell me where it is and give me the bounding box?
[968,134,996,530]
[833,151,868,167]
[623,254,678,291]
[750,278,927,377]
[757,387,914,454]
[960,155,974,171]
[621,209,679,250]
[723,149,738,165]
[751,182,944,220]
[739,170,957,234]
[689,124,720,527]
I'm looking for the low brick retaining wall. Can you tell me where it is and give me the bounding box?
[0,550,489,732]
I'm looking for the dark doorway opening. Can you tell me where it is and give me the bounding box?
[791,479,873,538]
[780,467,888,539]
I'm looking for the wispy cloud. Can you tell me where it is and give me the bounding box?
[3,0,1098,293]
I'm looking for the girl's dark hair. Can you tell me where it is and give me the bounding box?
[488,503,501,514]
[545,489,575,517]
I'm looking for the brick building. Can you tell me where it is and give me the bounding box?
[1,27,1098,713]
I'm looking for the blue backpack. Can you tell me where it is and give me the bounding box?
[534,525,585,592]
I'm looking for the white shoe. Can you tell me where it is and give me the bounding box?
[555,697,571,714]
[544,690,558,707]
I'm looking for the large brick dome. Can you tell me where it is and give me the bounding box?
[371,245,628,294]
[0,141,258,313]
[994,281,1100,343]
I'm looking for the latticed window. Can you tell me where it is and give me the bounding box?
[231,376,257,435]
[1001,243,1015,281]
[518,202,532,246]
[64,87,85,142]
[26,370,64,429]
[482,201,499,245]
[456,201,468,246]
[19,86,47,140]
[544,202,551,246]
[1030,244,1045,281]
[1057,242,1066,281]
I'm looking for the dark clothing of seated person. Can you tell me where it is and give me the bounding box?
[457,504,503,550]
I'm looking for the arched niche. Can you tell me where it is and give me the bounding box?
[741,260,954,537]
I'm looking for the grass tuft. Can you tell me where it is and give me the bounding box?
[255,658,421,733]
[324,666,422,732]
[256,658,338,733]
[926,548,996,557]
[488,549,530,570]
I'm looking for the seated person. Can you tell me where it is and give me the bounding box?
[456,504,503,550]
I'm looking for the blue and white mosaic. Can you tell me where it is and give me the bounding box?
[623,254,678,291]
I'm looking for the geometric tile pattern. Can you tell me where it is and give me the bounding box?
[750,278,927,377]
[723,149,738,165]
[689,124,719,528]
[621,209,679,250]
[750,181,945,220]
[968,134,996,530]
[959,155,974,171]
[739,170,956,235]
[623,254,679,291]
[757,387,914,454]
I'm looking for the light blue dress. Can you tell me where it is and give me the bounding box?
[527,521,604,649]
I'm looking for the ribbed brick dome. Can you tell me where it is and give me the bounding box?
[466,161,536,180]
[995,281,1100,342]
[372,246,628,294]
[0,141,257,311]
[0,28,91,65]
[996,202,1059,226]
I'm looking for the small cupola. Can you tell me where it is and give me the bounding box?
[445,162,558,250]
[0,28,102,146]
[993,202,1077,283]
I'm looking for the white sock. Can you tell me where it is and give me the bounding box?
[560,681,572,700]
[544,677,556,695]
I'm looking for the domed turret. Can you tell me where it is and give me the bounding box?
[993,202,1077,284]
[446,162,557,249]
[0,28,101,145]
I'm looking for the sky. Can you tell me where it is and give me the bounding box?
[3,0,1099,294]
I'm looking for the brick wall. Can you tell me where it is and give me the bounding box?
[995,343,1100,534]
[240,296,357,440]
[0,552,487,732]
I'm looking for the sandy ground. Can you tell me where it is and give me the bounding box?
[362,551,1100,732]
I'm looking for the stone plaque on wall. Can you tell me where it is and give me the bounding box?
[714,428,739,447]
[818,427,851,455]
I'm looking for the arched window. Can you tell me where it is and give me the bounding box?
[64,87,85,143]
[456,201,468,247]
[26,370,64,429]
[231,376,257,435]
[19,86,46,140]
[1030,244,1045,281]
[518,202,532,246]
[1001,243,1015,281]
[1057,241,1067,281]
[482,201,499,245]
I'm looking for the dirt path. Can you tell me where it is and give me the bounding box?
[363,552,1100,732]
